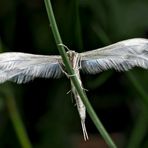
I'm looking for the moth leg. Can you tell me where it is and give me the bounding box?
[83,88,88,92]
[66,89,71,94]
[59,62,78,78]
[58,63,70,77]
[58,43,70,51]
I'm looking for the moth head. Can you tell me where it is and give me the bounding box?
[67,50,77,61]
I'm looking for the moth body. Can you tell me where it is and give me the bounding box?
[67,50,88,140]
[0,38,148,140]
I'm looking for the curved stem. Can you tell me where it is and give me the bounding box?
[126,72,148,105]
[5,91,32,148]
[44,0,117,147]
[126,72,148,148]
[75,0,83,51]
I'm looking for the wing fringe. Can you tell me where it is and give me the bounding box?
[81,38,148,74]
[0,52,63,84]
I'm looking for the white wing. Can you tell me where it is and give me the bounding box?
[0,52,63,83]
[80,38,148,74]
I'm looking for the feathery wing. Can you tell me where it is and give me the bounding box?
[0,52,63,83]
[80,38,148,74]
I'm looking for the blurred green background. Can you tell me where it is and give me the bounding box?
[0,0,148,147]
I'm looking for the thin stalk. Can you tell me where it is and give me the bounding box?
[5,92,32,148]
[127,105,148,148]
[126,72,148,105]
[44,0,117,147]
[92,25,112,45]
[75,0,83,51]
[126,72,148,148]
[86,71,113,89]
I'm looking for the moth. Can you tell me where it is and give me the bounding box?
[0,38,148,140]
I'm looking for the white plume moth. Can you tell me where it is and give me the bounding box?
[0,38,148,140]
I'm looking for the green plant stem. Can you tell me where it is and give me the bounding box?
[44,0,117,147]
[126,72,148,105]
[75,0,83,51]
[127,105,148,148]
[126,72,148,148]
[87,71,113,89]
[5,92,32,148]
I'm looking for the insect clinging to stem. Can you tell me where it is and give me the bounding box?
[0,38,148,140]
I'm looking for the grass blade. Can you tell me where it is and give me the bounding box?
[44,0,117,147]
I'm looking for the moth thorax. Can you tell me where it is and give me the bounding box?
[67,50,80,68]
